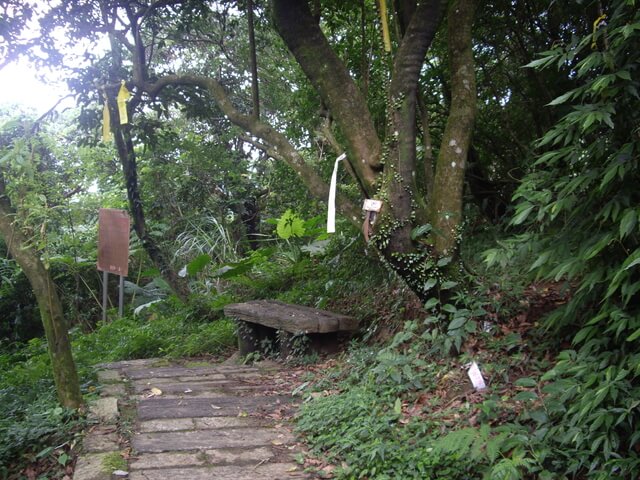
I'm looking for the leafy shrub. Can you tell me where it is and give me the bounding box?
[0,394,80,471]
[487,2,640,476]
[0,254,103,342]
[0,256,41,341]
[297,325,480,478]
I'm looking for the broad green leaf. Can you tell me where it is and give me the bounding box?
[512,204,534,225]
[626,328,640,342]
[423,278,437,291]
[410,223,432,240]
[590,74,616,93]
[276,209,305,239]
[530,251,551,271]
[186,254,211,276]
[528,409,548,424]
[573,326,596,345]
[448,316,466,330]
[619,209,637,239]
[483,248,498,267]
[600,163,621,190]
[513,391,538,402]
[583,234,612,260]
[547,90,576,106]
[621,22,640,39]
[524,55,555,69]
[437,256,452,267]
[514,377,537,388]
[425,297,439,309]
[617,70,632,81]
[394,397,402,415]
[576,52,602,77]
[622,248,640,270]
[442,303,457,313]
[593,386,610,407]
[36,446,54,459]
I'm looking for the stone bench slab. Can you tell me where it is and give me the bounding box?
[224,300,357,334]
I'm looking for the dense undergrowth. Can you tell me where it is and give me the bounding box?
[293,230,564,479]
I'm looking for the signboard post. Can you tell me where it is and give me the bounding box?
[97,208,130,320]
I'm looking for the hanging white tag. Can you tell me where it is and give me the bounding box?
[363,199,383,212]
[467,362,486,391]
[327,153,346,233]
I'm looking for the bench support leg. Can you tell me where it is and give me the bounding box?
[236,320,259,356]
[278,331,293,360]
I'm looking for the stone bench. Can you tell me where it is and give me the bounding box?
[224,300,358,358]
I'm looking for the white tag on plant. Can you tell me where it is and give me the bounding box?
[467,362,486,391]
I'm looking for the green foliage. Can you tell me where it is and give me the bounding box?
[297,384,470,479]
[0,337,82,471]
[0,394,80,471]
[296,319,546,479]
[488,3,640,477]
[173,215,240,269]
[72,310,236,362]
[421,292,487,356]
[0,253,104,341]
[0,254,41,341]
[276,209,306,240]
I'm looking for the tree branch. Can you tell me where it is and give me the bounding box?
[272,0,381,194]
[139,73,361,225]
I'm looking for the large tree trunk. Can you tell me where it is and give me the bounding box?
[129,0,476,300]
[382,0,444,261]
[0,187,82,409]
[428,0,477,256]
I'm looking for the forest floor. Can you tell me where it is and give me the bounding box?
[67,281,569,480]
[74,356,317,480]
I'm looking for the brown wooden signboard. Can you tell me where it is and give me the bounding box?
[97,208,130,277]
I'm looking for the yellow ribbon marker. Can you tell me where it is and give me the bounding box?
[591,13,607,49]
[379,0,391,53]
[102,97,112,143]
[117,80,131,125]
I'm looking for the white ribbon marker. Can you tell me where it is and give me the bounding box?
[327,153,346,233]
